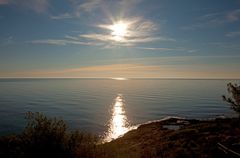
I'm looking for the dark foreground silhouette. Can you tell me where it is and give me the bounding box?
[0,112,240,158]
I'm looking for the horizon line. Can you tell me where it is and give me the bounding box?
[0,77,239,80]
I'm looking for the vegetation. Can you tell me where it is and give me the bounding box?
[0,112,98,158]
[223,83,240,115]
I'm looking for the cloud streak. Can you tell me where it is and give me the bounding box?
[31,16,173,48]
[79,17,174,46]
[135,47,188,52]
[50,13,73,20]
[68,0,103,17]
[226,31,240,37]
[183,9,240,30]
[30,39,103,46]
[2,62,240,79]
[77,0,102,13]
[2,64,163,78]
[71,0,142,17]
[0,36,14,46]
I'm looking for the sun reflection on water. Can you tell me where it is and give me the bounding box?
[104,94,131,142]
[111,78,128,80]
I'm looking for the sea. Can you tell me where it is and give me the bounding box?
[0,78,239,141]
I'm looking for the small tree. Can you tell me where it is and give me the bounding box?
[0,112,99,158]
[222,83,240,115]
[19,112,98,158]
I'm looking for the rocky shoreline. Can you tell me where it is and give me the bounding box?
[102,117,240,158]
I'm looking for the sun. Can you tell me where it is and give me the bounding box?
[110,21,128,41]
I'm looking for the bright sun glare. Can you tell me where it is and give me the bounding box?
[110,21,128,41]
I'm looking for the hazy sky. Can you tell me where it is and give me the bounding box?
[0,0,240,78]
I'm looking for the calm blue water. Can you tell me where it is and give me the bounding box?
[0,78,239,136]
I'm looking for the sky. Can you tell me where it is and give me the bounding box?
[0,0,240,78]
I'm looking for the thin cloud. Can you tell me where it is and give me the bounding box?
[32,17,173,48]
[30,39,102,46]
[226,31,240,37]
[135,47,197,53]
[209,42,240,50]
[65,35,79,41]
[0,36,14,46]
[227,9,240,22]
[31,39,67,46]
[183,9,240,30]
[3,62,240,78]
[136,47,184,51]
[98,17,158,38]
[198,12,222,21]
[79,34,164,44]
[80,34,115,42]
[77,0,102,13]
[80,17,174,46]
[71,0,142,17]
[50,13,73,20]
[3,64,166,78]
[70,0,103,16]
